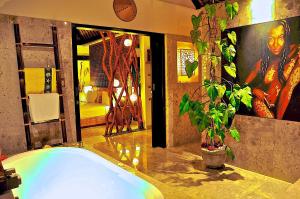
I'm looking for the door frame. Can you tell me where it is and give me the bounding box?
[71,23,166,148]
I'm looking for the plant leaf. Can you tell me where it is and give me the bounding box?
[192,14,202,30]
[209,108,223,130]
[228,45,236,58]
[240,86,253,109]
[179,94,190,116]
[227,31,237,45]
[226,146,235,160]
[217,102,227,112]
[227,104,236,118]
[196,40,208,55]
[190,101,203,112]
[233,84,241,91]
[223,110,229,126]
[208,128,215,139]
[189,112,197,125]
[229,92,240,110]
[233,2,239,15]
[225,1,239,20]
[207,84,218,102]
[225,90,231,98]
[197,115,210,133]
[205,4,216,18]
[224,62,237,78]
[222,44,236,62]
[185,60,198,78]
[216,129,225,143]
[216,84,226,98]
[190,30,200,44]
[211,55,221,68]
[204,79,211,89]
[218,18,227,32]
[229,128,240,142]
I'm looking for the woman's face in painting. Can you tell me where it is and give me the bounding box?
[267,24,285,56]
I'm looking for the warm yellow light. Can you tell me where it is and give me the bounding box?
[132,158,139,167]
[83,86,92,94]
[105,106,110,113]
[116,87,126,98]
[251,0,275,24]
[176,41,199,83]
[135,145,140,151]
[113,79,120,87]
[124,38,133,47]
[135,145,141,157]
[130,94,138,102]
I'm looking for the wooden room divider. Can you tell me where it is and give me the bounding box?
[99,31,144,136]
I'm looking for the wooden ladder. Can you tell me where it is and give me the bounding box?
[13,23,67,150]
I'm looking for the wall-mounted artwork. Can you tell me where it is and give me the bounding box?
[222,16,300,122]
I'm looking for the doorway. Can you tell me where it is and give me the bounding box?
[72,24,166,148]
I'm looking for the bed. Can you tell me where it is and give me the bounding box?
[79,88,110,127]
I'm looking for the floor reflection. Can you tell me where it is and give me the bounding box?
[81,126,291,199]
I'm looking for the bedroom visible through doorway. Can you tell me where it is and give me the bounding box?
[73,26,153,141]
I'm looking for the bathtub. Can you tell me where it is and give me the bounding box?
[2,147,163,199]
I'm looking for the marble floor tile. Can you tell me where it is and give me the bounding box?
[81,126,292,199]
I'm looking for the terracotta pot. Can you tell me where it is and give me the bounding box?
[201,145,226,169]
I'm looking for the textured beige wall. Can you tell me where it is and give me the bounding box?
[227,115,300,183]
[165,34,201,147]
[0,0,196,36]
[0,15,76,154]
[0,15,26,154]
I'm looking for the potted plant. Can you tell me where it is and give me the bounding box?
[179,1,252,168]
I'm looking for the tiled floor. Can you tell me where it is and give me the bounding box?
[81,126,292,199]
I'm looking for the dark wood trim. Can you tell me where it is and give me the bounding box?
[191,0,226,10]
[22,43,55,48]
[77,55,90,60]
[150,34,166,148]
[52,26,61,70]
[14,23,32,150]
[52,26,67,142]
[73,23,156,36]
[72,24,82,143]
[191,0,201,9]
[77,35,101,45]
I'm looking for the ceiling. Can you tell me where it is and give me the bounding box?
[159,0,195,9]
[76,29,107,45]
[159,0,225,9]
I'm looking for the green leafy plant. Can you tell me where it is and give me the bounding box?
[180,1,252,160]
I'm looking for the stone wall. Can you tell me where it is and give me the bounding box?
[0,15,26,154]
[0,15,76,154]
[227,115,300,183]
[165,34,201,147]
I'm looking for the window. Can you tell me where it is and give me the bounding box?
[177,48,195,76]
[177,42,199,83]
